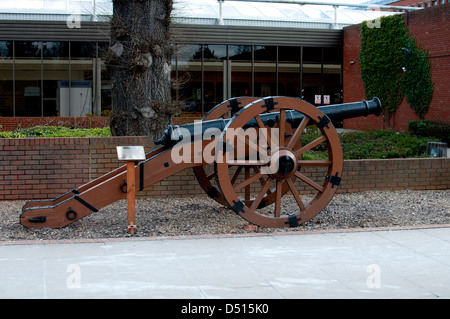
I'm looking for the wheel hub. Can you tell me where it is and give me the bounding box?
[272,149,298,179]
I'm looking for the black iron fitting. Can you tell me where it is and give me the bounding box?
[285,214,301,228]
[317,115,331,129]
[262,97,278,111]
[327,172,342,188]
[29,216,46,223]
[228,98,242,112]
[73,195,99,213]
[231,200,245,214]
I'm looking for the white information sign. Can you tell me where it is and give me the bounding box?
[117,146,146,161]
[314,95,321,104]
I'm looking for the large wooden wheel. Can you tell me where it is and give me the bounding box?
[215,97,344,228]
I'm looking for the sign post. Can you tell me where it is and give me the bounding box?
[116,146,146,234]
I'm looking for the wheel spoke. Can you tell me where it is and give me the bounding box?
[294,135,327,157]
[228,160,269,166]
[233,171,264,192]
[294,171,325,193]
[206,171,216,180]
[298,160,332,167]
[245,167,250,201]
[287,115,309,150]
[253,166,272,194]
[250,176,274,211]
[286,178,306,211]
[279,109,286,147]
[255,115,272,146]
[230,166,243,185]
[274,180,283,217]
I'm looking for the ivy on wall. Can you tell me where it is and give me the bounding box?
[402,37,434,119]
[359,15,434,125]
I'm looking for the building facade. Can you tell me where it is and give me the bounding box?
[0,25,344,119]
[0,0,408,121]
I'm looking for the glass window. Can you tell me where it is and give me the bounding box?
[68,41,95,116]
[323,47,342,64]
[278,46,301,97]
[303,47,322,64]
[15,41,42,116]
[43,41,69,58]
[229,45,252,61]
[279,46,300,63]
[175,44,202,114]
[323,47,342,105]
[254,46,276,97]
[15,41,42,58]
[302,47,322,105]
[254,45,276,62]
[0,41,13,116]
[0,41,12,57]
[203,45,226,112]
[71,41,96,58]
[229,45,252,98]
[43,42,70,116]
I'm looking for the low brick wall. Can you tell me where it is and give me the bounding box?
[0,137,153,200]
[0,137,448,201]
[341,158,449,192]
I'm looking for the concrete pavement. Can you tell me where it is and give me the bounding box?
[1,226,450,299]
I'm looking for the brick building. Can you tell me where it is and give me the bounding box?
[0,0,409,128]
[0,0,447,132]
[343,2,450,131]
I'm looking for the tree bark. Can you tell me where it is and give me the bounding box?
[108,0,175,138]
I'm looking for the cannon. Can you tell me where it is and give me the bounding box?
[20,96,381,229]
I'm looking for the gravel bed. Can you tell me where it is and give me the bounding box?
[1,190,449,241]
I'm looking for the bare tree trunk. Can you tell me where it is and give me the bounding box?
[107,0,175,138]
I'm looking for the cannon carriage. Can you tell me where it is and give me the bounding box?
[20,96,381,230]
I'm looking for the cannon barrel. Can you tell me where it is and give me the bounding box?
[155,97,381,147]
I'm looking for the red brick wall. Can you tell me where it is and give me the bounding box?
[0,117,110,132]
[343,4,450,131]
[0,137,448,201]
[343,24,384,130]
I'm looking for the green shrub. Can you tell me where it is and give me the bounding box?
[299,129,431,160]
[0,126,111,138]
[340,130,431,159]
[0,131,26,138]
[408,121,449,144]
